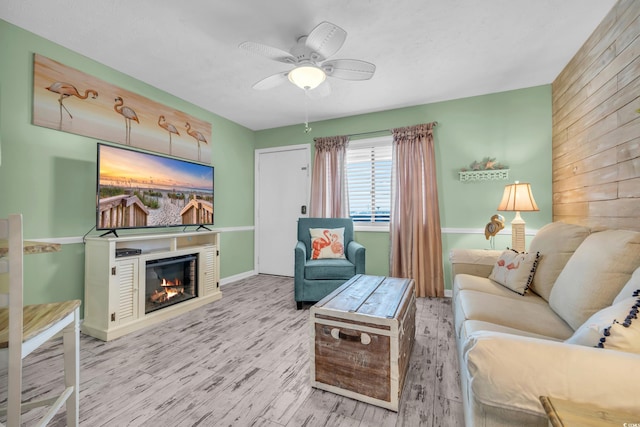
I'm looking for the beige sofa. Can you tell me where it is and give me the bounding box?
[450,222,640,426]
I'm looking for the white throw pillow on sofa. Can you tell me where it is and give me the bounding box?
[549,229,640,330]
[598,301,640,354]
[566,294,639,348]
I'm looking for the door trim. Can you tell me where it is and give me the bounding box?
[254,144,311,274]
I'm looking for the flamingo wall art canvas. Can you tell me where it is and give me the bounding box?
[33,54,212,164]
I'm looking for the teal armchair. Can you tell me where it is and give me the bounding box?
[294,217,366,309]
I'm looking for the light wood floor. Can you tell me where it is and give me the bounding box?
[1,274,464,426]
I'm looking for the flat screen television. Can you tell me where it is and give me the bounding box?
[96,143,214,233]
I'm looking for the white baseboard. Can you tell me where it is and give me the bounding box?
[444,289,452,298]
[220,270,257,286]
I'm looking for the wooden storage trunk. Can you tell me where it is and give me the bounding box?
[310,274,416,411]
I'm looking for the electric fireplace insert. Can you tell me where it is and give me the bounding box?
[145,254,198,314]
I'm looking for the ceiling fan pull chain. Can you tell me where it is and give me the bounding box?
[304,90,312,133]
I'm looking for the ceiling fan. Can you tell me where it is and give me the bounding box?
[239,21,376,96]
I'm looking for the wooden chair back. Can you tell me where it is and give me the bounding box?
[0,213,80,426]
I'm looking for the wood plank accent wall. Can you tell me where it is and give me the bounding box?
[552,0,640,231]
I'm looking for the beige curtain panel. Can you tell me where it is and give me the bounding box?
[390,122,444,297]
[310,135,350,218]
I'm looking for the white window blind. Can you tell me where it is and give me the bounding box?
[346,136,392,223]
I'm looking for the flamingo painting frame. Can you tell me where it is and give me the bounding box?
[32,54,212,164]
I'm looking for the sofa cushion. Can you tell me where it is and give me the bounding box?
[549,230,640,330]
[461,320,564,342]
[304,258,355,280]
[527,222,590,301]
[455,289,574,340]
[462,331,640,419]
[449,249,502,280]
[310,227,346,259]
[453,273,527,303]
[614,266,640,304]
[488,250,539,295]
[566,294,639,348]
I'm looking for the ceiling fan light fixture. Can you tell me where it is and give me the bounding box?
[288,65,326,90]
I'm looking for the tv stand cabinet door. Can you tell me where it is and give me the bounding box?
[110,258,139,327]
[201,246,219,297]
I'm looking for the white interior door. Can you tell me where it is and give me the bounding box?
[255,145,310,276]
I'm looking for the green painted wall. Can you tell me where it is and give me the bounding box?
[354,231,390,277]
[0,20,256,305]
[256,86,553,288]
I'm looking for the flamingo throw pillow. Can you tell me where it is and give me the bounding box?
[488,249,540,295]
[309,228,346,260]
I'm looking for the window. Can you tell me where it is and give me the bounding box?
[346,136,392,224]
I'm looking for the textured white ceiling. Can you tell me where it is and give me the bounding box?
[0,0,616,131]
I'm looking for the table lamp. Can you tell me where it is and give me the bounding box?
[497,181,539,252]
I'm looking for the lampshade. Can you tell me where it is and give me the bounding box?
[288,65,326,90]
[497,182,539,212]
[496,182,538,252]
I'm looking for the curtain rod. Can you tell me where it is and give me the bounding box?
[346,121,438,139]
[347,129,392,138]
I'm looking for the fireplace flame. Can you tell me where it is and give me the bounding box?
[161,278,182,287]
[150,278,185,303]
[165,287,184,299]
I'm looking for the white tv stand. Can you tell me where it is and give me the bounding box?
[83,230,221,341]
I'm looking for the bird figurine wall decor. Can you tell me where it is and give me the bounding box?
[460,157,508,172]
[484,214,505,249]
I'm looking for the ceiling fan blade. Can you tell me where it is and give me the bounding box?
[252,72,290,90]
[322,59,376,80]
[305,21,347,60]
[305,81,331,100]
[239,41,296,64]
